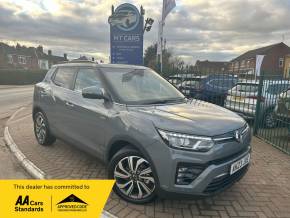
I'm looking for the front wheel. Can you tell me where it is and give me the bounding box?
[108,148,157,204]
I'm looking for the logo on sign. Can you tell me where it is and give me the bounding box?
[56,194,88,212]
[109,3,140,31]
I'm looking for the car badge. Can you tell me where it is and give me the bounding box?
[235,130,243,143]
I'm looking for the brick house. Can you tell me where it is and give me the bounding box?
[284,55,290,79]
[195,60,229,74]
[229,42,290,78]
[0,43,67,70]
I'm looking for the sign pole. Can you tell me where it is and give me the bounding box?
[160,36,163,75]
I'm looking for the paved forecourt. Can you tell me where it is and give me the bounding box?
[6,106,290,218]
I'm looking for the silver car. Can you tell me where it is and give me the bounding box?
[33,62,251,204]
[225,80,290,128]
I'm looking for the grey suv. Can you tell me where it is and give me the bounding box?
[33,62,251,204]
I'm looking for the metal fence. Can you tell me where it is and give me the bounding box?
[167,71,290,154]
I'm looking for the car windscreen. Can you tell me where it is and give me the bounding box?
[266,83,290,95]
[234,83,259,93]
[101,68,185,105]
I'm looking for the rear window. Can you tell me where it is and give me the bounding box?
[184,80,201,88]
[234,83,259,93]
[53,67,76,89]
[207,78,237,89]
[266,84,290,95]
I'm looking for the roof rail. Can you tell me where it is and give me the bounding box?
[58,60,98,64]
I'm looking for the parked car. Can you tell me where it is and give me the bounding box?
[178,76,207,97]
[168,75,183,87]
[33,62,251,204]
[274,88,290,134]
[198,74,238,106]
[225,80,290,128]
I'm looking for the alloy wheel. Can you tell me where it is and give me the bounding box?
[35,113,47,144]
[114,156,155,200]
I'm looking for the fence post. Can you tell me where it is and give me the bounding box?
[253,71,264,135]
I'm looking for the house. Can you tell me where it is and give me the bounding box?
[195,60,229,74]
[0,43,39,69]
[0,43,67,70]
[284,55,290,79]
[35,46,68,69]
[229,42,290,78]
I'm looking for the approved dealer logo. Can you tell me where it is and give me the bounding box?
[56,194,88,212]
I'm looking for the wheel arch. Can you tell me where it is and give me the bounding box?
[105,136,160,187]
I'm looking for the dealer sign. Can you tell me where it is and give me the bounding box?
[108,3,144,65]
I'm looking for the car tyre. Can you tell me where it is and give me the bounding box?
[108,147,157,204]
[33,111,56,145]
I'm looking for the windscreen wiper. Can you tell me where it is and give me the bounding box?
[144,97,186,105]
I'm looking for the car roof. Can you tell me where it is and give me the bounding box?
[53,62,148,70]
[237,79,290,85]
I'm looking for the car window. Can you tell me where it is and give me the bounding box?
[53,67,76,89]
[235,83,258,93]
[267,84,290,95]
[208,78,237,88]
[74,68,102,91]
[184,80,200,88]
[280,89,290,98]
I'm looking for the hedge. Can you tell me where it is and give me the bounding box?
[0,69,47,85]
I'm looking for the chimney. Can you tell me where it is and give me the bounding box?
[37,45,43,53]
[92,57,95,62]
[64,53,67,60]
[48,50,52,56]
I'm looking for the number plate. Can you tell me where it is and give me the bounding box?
[230,154,250,175]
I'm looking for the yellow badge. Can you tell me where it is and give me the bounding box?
[0,180,114,218]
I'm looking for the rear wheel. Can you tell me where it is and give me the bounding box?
[108,148,157,204]
[33,111,56,145]
[263,110,276,128]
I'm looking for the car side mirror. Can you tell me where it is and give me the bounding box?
[82,86,110,101]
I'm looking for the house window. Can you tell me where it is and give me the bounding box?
[18,56,26,64]
[234,62,239,68]
[279,58,284,68]
[241,60,245,67]
[7,54,13,64]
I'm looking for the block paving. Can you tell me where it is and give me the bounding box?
[7,107,290,218]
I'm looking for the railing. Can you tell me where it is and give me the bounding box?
[167,71,290,154]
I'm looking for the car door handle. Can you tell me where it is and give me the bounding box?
[65,101,74,107]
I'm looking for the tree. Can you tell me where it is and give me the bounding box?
[144,43,158,71]
[144,43,196,77]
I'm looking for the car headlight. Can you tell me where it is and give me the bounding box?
[157,129,214,152]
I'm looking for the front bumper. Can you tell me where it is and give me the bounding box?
[146,137,251,197]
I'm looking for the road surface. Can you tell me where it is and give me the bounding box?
[0,85,34,119]
[0,85,33,179]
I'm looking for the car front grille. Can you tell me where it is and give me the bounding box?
[203,165,248,194]
[213,123,250,144]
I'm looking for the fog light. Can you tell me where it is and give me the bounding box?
[175,164,205,185]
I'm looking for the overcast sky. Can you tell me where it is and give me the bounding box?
[1,0,290,64]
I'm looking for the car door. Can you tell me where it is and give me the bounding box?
[65,67,109,157]
[49,66,78,139]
